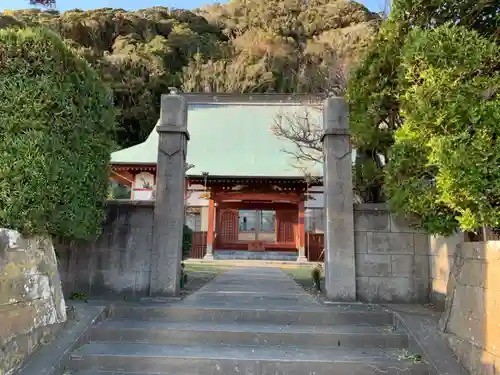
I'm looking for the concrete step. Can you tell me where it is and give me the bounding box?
[72,373,189,375]
[110,304,395,326]
[69,342,430,375]
[70,371,188,375]
[90,320,408,348]
[72,373,184,375]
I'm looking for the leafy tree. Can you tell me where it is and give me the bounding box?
[385,24,500,234]
[0,27,116,240]
[346,0,499,208]
[5,7,224,148]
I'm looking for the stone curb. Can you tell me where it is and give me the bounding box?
[390,308,469,375]
[17,302,109,375]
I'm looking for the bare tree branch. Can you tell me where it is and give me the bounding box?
[271,56,347,170]
[272,105,323,167]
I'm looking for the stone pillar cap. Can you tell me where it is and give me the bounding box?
[158,91,189,139]
[321,96,349,142]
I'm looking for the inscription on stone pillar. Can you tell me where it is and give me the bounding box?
[321,97,356,301]
[150,92,190,297]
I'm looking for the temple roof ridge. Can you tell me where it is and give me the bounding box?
[111,93,326,177]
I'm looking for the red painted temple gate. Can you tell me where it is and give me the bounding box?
[189,176,308,258]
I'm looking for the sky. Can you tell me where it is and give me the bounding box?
[2,0,383,13]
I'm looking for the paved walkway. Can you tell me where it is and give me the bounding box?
[182,267,322,310]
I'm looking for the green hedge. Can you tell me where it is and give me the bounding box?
[182,224,193,260]
[0,27,116,240]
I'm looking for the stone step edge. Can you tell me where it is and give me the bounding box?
[111,304,388,312]
[70,343,423,363]
[110,305,394,317]
[73,374,194,375]
[91,319,403,335]
[109,306,396,326]
[69,355,429,373]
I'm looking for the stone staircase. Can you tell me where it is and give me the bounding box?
[65,268,431,375]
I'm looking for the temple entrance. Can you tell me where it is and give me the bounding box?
[215,203,297,252]
[184,175,312,260]
[238,209,276,242]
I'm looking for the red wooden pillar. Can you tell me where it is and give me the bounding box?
[297,201,307,262]
[204,198,215,259]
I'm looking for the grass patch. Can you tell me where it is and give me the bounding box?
[184,263,233,274]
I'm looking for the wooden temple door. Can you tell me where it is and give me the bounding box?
[276,209,297,245]
[216,207,238,247]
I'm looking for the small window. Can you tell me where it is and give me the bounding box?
[238,210,258,232]
[259,210,275,233]
[237,209,276,242]
[186,213,201,231]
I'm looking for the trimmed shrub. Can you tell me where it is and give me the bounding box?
[311,267,321,291]
[182,224,193,260]
[0,27,116,240]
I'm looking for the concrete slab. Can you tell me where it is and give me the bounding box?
[181,267,321,310]
[90,320,409,348]
[70,342,430,375]
[110,304,395,326]
[182,292,320,310]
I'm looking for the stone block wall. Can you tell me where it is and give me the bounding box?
[0,229,66,375]
[57,201,436,303]
[428,233,464,309]
[56,200,154,298]
[353,204,430,303]
[439,241,500,375]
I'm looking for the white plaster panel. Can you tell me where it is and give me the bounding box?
[133,189,154,200]
[187,190,209,206]
[305,192,324,208]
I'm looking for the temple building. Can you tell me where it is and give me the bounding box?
[109,93,330,261]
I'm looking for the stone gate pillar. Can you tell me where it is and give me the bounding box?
[321,97,356,301]
[150,91,189,296]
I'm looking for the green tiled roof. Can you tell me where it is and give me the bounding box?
[111,103,323,178]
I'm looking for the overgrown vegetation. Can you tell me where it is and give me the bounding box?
[2,1,380,149]
[0,27,116,240]
[347,0,500,234]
